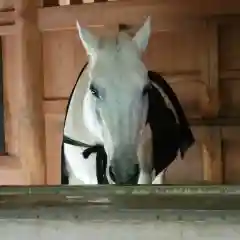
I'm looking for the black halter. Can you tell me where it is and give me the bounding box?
[63,135,108,184]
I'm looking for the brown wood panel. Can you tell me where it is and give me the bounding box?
[42,0,59,7]
[219,25,240,71]
[45,114,62,184]
[202,127,222,183]
[43,30,85,99]
[223,140,240,184]
[10,0,46,185]
[39,3,240,185]
[165,142,203,184]
[220,80,240,117]
[0,0,14,11]
[2,35,19,156]
[144,30,202,73]
[38,0,240,32]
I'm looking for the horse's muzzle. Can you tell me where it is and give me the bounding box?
[109,164,140,185]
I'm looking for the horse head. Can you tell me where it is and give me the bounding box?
[76,18,151,184]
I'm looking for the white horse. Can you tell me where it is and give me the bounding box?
[61,17,195,185]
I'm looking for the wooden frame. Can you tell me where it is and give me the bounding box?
[0,1,45,185]
[0,185,240,218]
[41,0,240,184]
[0,0,240,186]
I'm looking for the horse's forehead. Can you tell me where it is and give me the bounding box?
[91,67,147,92]
[91,58,147,87]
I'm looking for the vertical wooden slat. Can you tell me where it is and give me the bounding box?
[200,20,219,118]
[202,127,223,183]
[13,0,46,184]
[200,19,222,183]
[0,38,5,154]
[93,0,109,2]
[199,21,211,117]
[207,21,220,117]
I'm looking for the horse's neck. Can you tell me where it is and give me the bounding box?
[64,68,97,145]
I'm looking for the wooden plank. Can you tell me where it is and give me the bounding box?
[220,80,240,117]
[224,140,240,184]
[1,35,20,156]
[70,0,83,4]
[0,33,26,185]
[0,156,28,185]
[0,0,14,11]
[0,10,17,36]
[38,0,240,32]
[12,0,46,185]
[0,25,17,36]
[199,20,220,118]
[0,11,15,25]
[38,1,208,32]
[202,127,222,183]
[42,0,59,7]
[198,22,210,116]
[0,38,5,154]
[43,99,240,142]
[220,70,240,80]
[206,21,219,117]
[1,185,240,211]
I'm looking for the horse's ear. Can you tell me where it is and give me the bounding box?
[132,16,151,54]
[76,20,99,57]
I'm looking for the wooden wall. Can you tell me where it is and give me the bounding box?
[41,0,240,185]
[1,0,240,185]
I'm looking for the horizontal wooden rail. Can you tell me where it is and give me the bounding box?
[1,185,240,211]
[38,0,240,32]
[0,10,17,35]
[38,2,206,32]
[0,24,17,35]
[43,99,240,141]
[0,11,15,25]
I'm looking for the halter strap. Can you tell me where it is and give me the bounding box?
[63,135,108,184]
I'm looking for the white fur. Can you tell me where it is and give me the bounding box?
[64,17,167,185]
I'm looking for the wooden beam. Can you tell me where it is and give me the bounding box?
[201,127,223,183]
[13,0,46,185]
[0,25,17,35]
[0,0,14,11]
[0,9,18,36]
[42,0,59,7]
[43,99,240,141]
[202,20,219,117]
[0,156,28,185]
[0,11,15,25]
[38,0,221,32]
[38,0,240,32]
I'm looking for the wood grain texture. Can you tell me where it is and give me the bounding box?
[12,0,46,184]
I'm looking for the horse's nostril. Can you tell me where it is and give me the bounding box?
[109,164,140,184]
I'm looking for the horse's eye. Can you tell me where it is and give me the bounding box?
[142,83,151,96]
[90,84,100,98]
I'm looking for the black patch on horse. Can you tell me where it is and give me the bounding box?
[147,71,195,175]
[61,63,195,184]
